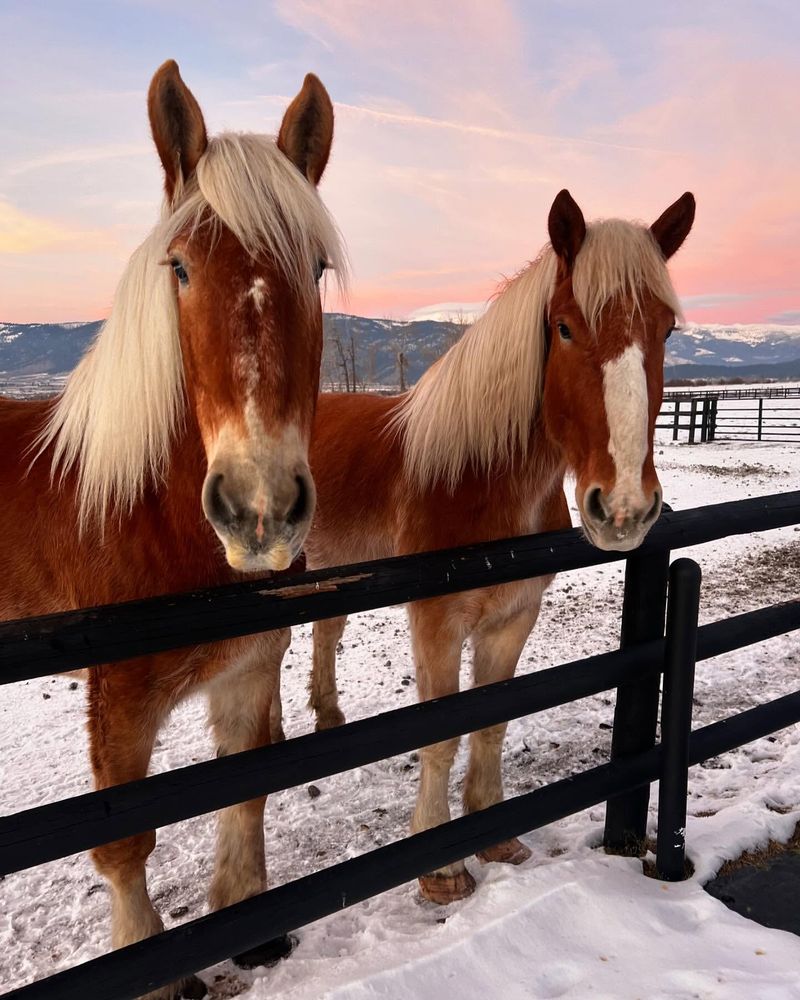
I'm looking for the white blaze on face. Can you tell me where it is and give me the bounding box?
[247,277,267,313]
[602,344,649,524]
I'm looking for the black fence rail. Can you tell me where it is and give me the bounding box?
[658,390,800,443]
[664,386,800,401]
[2,491,800,1000]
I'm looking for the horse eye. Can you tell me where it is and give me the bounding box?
[665,325,675,341]
[557,322,571,341]
[314,259,327,283]
[171,259,189,286]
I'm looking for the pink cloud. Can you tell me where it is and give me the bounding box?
[4,14,798,328]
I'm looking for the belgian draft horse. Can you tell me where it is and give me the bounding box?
[0,62,345,998]
[270,189,695,904]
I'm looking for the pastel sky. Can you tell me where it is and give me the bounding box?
[1,1,798,325]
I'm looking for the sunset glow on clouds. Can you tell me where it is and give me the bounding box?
[1,1,798,325]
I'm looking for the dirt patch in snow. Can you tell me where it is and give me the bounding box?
[710,822,800,879]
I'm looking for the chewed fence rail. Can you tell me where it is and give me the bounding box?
[1,491,800,1000]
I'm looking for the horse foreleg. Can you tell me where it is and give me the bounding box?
[268,629,289,743]
[309,615,347,730]
[407,601,474,904]
[207,630,294,970]
[465,601,543,866]
[88,663,202,1000]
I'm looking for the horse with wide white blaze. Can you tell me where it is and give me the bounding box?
[0,61,345,999]
[270,188,695,905]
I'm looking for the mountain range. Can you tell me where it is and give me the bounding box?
[2,316,799,386]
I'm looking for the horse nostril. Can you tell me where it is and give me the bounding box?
[586,487,608,523]
[644,490,662,524]
[206,473,235,526]
[287,475,309,525]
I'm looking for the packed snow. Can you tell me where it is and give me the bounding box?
[1,434,799,999]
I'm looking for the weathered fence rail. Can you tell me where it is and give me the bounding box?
[2,490,800,1000]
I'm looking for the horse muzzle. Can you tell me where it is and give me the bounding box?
[202,463,316,572]
[579,483,662,552]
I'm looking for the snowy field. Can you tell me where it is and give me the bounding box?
[1,433,800,998]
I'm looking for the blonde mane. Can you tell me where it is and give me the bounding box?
[393,219,682,492]
[36,132,346,529]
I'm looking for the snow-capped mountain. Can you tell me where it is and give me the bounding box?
[0,321,101,376]
[666,323,800,367]
[2,317,799,386]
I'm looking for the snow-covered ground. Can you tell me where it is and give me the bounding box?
[1,436,800,998]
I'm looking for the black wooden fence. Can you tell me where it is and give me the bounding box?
[1,491,800,999]
[658,389,800,444]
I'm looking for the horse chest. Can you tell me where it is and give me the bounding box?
[460,576,547,637]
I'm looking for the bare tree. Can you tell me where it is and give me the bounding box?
[443,308,471,351]
[365,342,379,386]
[326,315,363,392]
[387,318,416,392]
[418,308,472,370]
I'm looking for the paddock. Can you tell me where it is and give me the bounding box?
[1,435,799,999]
[659,384,800,444]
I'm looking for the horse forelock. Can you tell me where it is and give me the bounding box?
[190,132,347,303]
[34,131,346,532]
[571,219,683,332]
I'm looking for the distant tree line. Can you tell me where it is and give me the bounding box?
[665,375,785,387]
[321,311,471,393]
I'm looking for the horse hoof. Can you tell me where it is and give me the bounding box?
[179,974,208,999]
[315,708,346,731]
[477,837,532,866]
[418,869,476,904]
[233,933,296,969]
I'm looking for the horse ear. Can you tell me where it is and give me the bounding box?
[277,74,334,186]
[650,192,696,259]
[548,189,587,269]
[148,60,208,201]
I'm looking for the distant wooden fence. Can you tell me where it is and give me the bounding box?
[658,388,800,443]
[1,492,800,999]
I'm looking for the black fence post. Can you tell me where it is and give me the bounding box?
[758,398,764,441]
[672,400,681,441]
[656,558,702,881]
[603,539,671,855]
[688,399,698,444]
[709,399,718,442]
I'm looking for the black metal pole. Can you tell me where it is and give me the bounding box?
[655,558,702,880]
[603,541,670,855]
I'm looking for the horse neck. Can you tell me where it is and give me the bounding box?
[161,417,207,521]
[488,412,564,510]
[126,411,224,578]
